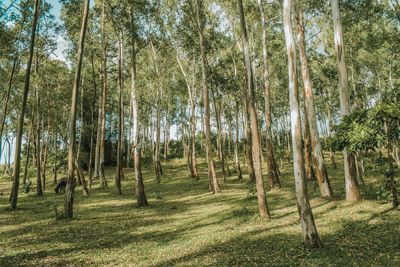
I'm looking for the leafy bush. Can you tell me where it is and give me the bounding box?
[48,200,63,220]
[23,180,32,194]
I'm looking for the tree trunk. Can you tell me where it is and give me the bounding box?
[41,121,50,192]
[295,6,333,198]
[64,0,89,219]
[176,54,199,179]
[53,131,58,184]
[234,102,243,179]
[327,107,337,169]
[238,0,270,218]
[99,0,108,189]
[303,110,316,182]
[88,55,97,188]
[196,0,220,193]
[213,94,227,182]
[331,0,361,202]
[257,0,281,189]
[23,127,33,185]
[244,104,256,181]
[9,0,40,209]
[76,78,84,186]
[75,159,89,197]
[129,10,148,206]
[0,58,17,145]
[150,41,163,183]
[35,81,43,196]
[115,32,123,195]
[283,0,321,248]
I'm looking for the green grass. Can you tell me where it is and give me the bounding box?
[0,156,399,266]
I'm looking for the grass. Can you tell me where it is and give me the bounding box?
[0,155,399,266]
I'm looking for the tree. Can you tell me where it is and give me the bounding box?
[9,0,41,210]
[129,5,148,207]
[295,4,333,198]
[331,0,361,202]
[283,0,321,247]
[256,0,281,189]
[195,0,220,193]
[64,0,90,219]
[238,0,270,218]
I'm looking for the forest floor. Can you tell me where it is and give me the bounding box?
[0,155,399,266]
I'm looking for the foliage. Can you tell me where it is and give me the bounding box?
[328,103,400,153]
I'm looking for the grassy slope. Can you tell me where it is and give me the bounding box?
[0,156,399,266]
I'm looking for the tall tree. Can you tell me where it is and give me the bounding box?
[331,0,361,202]
[238,0,270,218]
[9,0,41,210]
[64,0,90,219]
[176,53,199,180]
[295,5,333,198]
[150,40,163,183]
[115,30,123,195]
[195,0,220,193]
[98,0,108,189]
[256,0,281,189]
[283,0,321,247]
[35,56,43,197]
[130,6,148,206]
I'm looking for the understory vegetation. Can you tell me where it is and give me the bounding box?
[1,156,399,266]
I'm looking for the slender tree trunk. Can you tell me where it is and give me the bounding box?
[9,0,40,209]
[76,80,88,193]
[331,0,361,202]
[303,110,316,182]
[327,97,337,169]
[234,102,243,179]
[213,94,227,182]
[75,159,89,196]
[99,0,108,189]
[88,56,97,188]
[257,0,281,189]
[53,131,58,184]
[64,0,89,218]
[115,32,123,195]
[150,41,163,182]
[196,0,220,193]
[296,6,333,198]
[244,104,256,181]
[176,54,199,179]
[76,78,84,186]
[238,0,270,218]
[0,58,17,144]
[41,121,50,191]
[129,11,148,205]
[94,58,102,181]
[283,0,321,248]
[35,80,43,196]
[23,127,33,185]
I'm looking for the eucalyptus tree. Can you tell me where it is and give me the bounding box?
[283,0,321,247]
[256,0,281,189]
[149,39,164,183]
[64,0,90,218]
[294,3,332,198]
[238,0,270,218]
[176,52,200,180]
[195,0,221,193]
[331,0,361,202]
[10,0,41,210]
[127,0,149,206]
